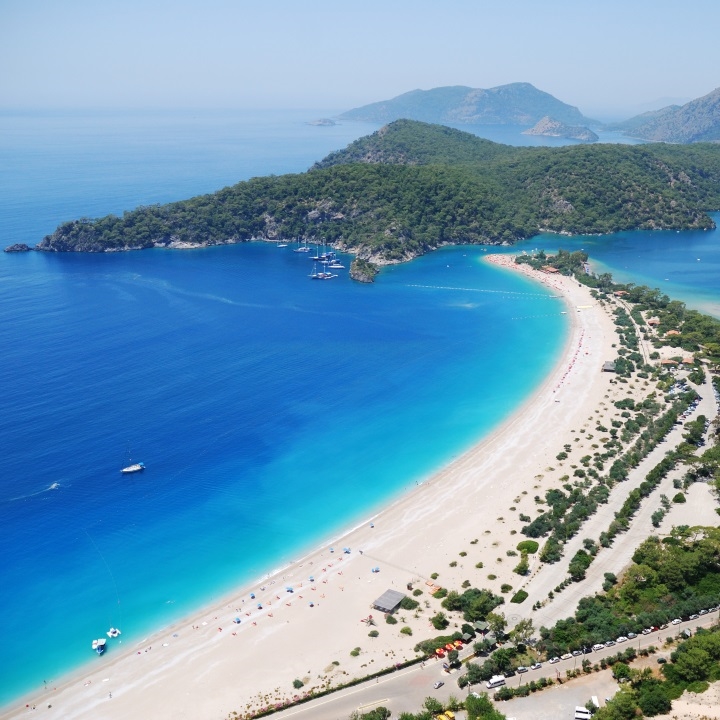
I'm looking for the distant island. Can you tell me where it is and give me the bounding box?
[609,86,720,143]
[32,120,720,279]
[339,82,597,127]
[307,118,336,127]
[522,116,598,143]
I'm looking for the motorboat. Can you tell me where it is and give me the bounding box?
[121,462,145,474]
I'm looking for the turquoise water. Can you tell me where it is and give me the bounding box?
[0,110,566,706]
[510,216,720,318]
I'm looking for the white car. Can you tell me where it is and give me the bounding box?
[604,640,615,647]
[549,656,560,664]
[616,636,628,643]
[592,643,605,651]
[641,628,652,635]
[671,618,682,625]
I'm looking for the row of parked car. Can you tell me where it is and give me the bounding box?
[540,610,719,665]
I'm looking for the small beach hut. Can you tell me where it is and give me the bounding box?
[602,361,616,372]
[371,589,406,614]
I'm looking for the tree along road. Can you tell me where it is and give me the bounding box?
[270,613,720,720]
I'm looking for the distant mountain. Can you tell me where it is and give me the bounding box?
[522,116,598,143]
[613,87,720,143]
[339,83,596,127]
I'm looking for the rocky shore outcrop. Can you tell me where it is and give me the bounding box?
[523,116,598,142]
[4,243,32,253]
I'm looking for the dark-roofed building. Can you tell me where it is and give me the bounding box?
[372,589,406,614]
[473,620,489,633]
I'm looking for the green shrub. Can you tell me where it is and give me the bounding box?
[399,596,419,610]
[350,647,360,657]
[400,626,413,636]
[292,678,304,689]
[516,540,539,554]
[500,583,513,593]
[385,614,398,625]
[368,629,379,638]
[673,493,686,503]
[511,590,528,604]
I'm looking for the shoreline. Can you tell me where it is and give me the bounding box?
[2,255,615,720]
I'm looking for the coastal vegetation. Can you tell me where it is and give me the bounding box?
[537,527,720,657]
[36,121,720,268]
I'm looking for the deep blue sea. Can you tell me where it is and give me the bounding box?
[0,109,717,708]
[0,110,568,706]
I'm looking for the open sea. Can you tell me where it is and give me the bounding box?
[0,109,717,707]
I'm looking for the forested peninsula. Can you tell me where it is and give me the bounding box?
[35,120,720,266]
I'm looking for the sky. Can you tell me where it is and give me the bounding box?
[1,0,718,119]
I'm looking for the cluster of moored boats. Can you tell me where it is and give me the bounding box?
[285,239,345,280]
[91,627,121,655]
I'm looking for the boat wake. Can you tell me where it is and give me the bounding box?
[3,481,62,503]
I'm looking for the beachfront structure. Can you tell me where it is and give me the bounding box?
[602,361,616,372]
[372,589,406,614]
[541,266,560,274]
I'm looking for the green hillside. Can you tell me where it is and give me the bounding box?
[37,120,720,263]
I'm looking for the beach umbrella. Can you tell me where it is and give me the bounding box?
[257,603,262,609]
[329,547,334,553]
[286,586,293,592]
[250,593,255,599]
[309,576,314,582]
[233,618,241,624]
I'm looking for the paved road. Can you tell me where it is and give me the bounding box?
[271,614,720,720]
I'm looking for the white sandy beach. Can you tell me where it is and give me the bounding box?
[3,256,633,720]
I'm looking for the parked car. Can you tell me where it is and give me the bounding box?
[659,624,668,630]
[616,636,628,643]
[530,663,542,670]
[572,650,582,657]
[505,669,516,677]
[549,657,560,664]
[672,618,682,625]
[642,628,652,635]
[592,643,605,651]
[657,657,667,664]
[561,653,573,660]
[605,640,615,647]
[433,681,444,689]
[699,610,708,616]
[627,632,637,639]
[517,666,528,673]
[689,614,700,620]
